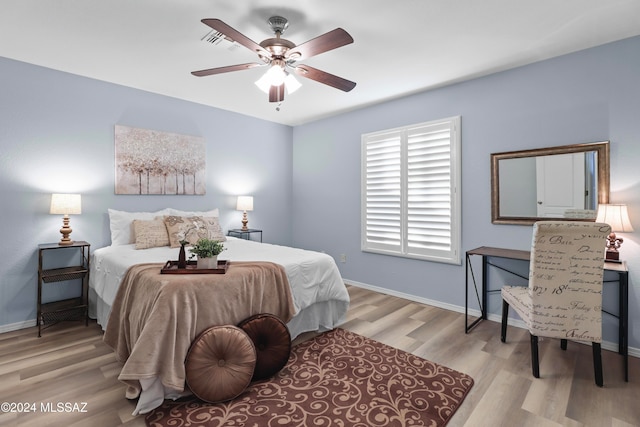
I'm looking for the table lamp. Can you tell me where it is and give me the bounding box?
[50,193,82,245]
[236,196,254,231]
[596,204,633,262]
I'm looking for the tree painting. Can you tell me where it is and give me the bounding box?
[115,125,206,195]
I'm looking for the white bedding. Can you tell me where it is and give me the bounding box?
[89,236,349,415]
[90,236,350,338]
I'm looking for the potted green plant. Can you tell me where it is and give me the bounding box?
[189,238,225,269]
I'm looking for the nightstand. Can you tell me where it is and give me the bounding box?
[228,229,263,242]
[37,241,90,337]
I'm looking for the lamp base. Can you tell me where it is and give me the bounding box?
[58,234,74,245]
[58,216,74,246]
[241,211,249,231]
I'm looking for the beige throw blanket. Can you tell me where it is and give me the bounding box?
[103,261,295,399]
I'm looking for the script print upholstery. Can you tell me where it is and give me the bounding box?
[502,221,611,342]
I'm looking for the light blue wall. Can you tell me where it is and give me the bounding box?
[292,36,640,349]
[2,36,640,352]
[0,57,293,329]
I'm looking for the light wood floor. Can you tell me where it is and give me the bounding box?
[1,285,638,426]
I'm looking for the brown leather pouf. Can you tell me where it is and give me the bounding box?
[238,313,292,380]
[185,325,256,403]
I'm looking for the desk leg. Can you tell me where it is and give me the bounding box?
[620,271,629,382]
[482,255,488,320]
[465,253,484,333]
[465,254,469,332]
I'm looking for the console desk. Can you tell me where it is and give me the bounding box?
[465,246,629,381]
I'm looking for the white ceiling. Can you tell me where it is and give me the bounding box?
[2,1,640,126]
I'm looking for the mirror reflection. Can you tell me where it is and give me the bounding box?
[491,142,610,225]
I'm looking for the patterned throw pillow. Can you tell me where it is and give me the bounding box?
[132,218,170,249]
[203,217,226,242]
[163,216,210,247]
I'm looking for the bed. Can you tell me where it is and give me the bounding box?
[88,208,350,415]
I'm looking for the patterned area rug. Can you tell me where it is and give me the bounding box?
[145,328,474,427]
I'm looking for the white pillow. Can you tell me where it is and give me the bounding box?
[108,208,172,246]
[167,208,219,218]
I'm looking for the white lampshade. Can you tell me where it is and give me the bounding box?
[50,193,82,215]
[596,204,634,232]
[236,196,254,211]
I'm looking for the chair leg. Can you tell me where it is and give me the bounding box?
[592,342,603,387]
[560,339,567,350]
[530,334,540,378]
[501,299,509,343]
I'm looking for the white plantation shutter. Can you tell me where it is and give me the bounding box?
[363,131,402,253]
[362,117,461,264]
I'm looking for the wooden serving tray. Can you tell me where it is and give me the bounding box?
[160,260,229,274]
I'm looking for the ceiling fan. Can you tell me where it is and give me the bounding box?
[191,16,356,103]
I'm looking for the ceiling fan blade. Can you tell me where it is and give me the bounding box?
[191,63,264,77]
[293,65,356,92]
[201,19,272,58]
[286,28,353,61]
[269,84,285,103]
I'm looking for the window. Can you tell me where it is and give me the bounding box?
[361,116,461,264]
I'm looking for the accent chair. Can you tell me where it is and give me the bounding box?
[500,221,611,386]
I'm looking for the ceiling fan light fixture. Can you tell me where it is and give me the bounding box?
[255,69,301,95]
[254,65,285,92]
[284,73,301,94]
[254,73,272,93]
[266,63,287,86]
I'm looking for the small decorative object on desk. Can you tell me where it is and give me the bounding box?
[596,204,634,263]
[189,238,226,269]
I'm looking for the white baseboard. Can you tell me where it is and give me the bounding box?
[0,319,36,334]
[345,279,640,359]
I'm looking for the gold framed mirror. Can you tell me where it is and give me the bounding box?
[491,141,610,225]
